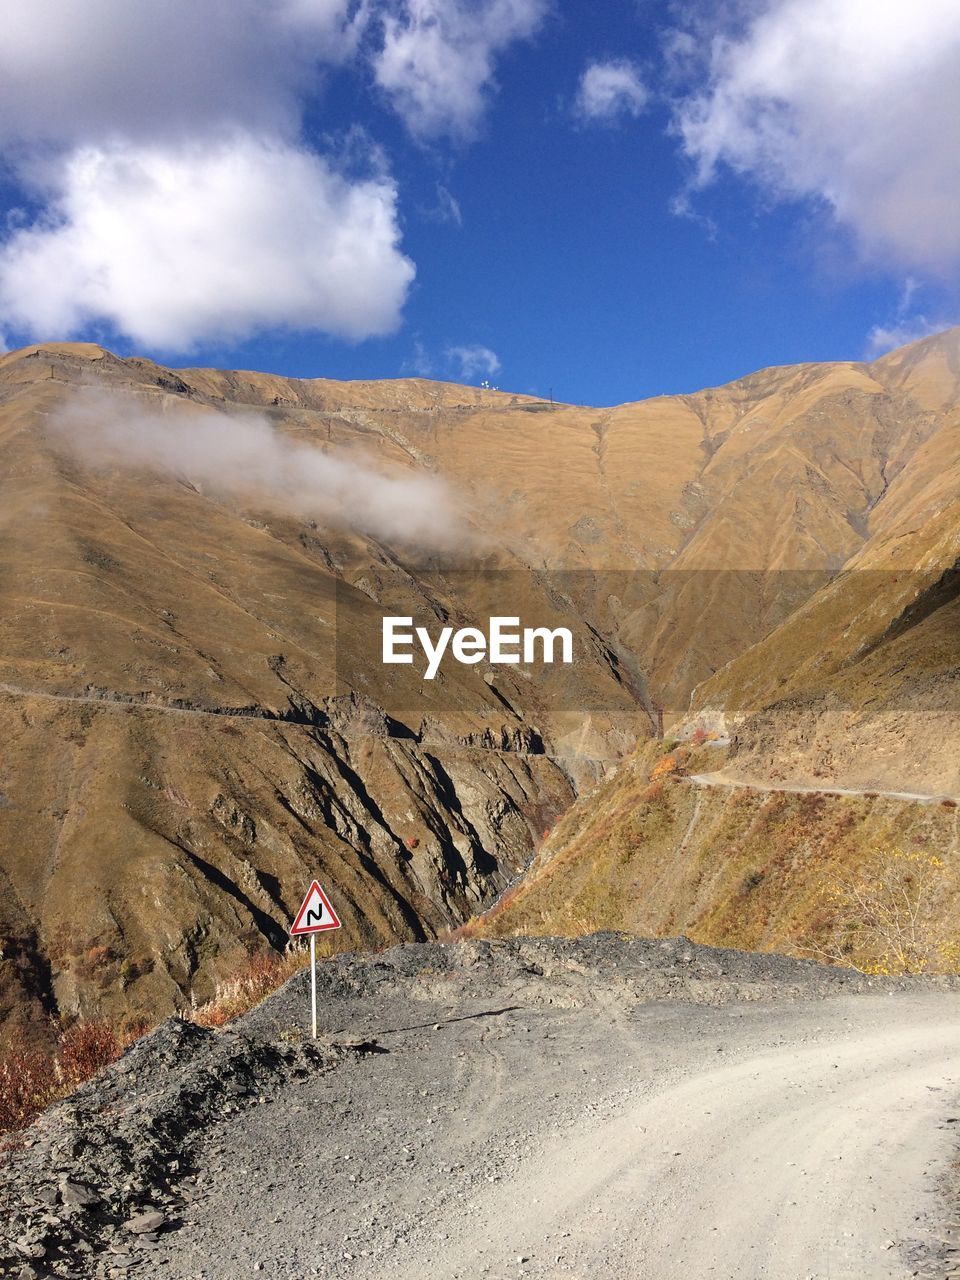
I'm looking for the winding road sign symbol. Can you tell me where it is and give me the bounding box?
[290,880,341,936]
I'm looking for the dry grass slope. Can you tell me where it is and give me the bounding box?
[0,328,957,1039]
[474,744,960,973]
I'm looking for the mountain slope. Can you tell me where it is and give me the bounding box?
[0,330,957,1041]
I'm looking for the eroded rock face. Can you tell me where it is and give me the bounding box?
[0,692,579,1041]
[0,331,957,1039]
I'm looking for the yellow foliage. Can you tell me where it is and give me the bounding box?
[650,748,689,782]
[816,848,960,976]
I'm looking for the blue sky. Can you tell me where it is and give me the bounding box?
[0,0,957,406]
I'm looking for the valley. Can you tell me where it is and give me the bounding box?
[0,330,957,1044]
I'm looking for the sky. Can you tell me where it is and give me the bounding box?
[0,0,958,407]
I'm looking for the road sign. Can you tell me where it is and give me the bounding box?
[290,880,341,1039]
[290,880,341,936]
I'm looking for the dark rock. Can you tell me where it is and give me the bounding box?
[60,1180,98,1208]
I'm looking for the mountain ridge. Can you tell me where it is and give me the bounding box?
[0,328,956,1043]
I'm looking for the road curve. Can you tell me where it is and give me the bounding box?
[389,1011,960,1280]
[140,988,960,1280]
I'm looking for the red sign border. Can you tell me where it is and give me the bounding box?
[290,880,342,936]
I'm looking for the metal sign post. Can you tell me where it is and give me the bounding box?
[290,879,342,1038]
[310,934,318,1040]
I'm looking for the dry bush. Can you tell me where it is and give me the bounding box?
[814,848,960,975]
[0,1049,58,1136]
[0,943,317,1138]
[740,869,765,894]
[0,1018,135,1139]
[649,748,688,782]
[190,945,310,1028]
[56,1020,126,1091]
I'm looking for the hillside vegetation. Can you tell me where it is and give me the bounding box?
[475,741,960,973]
[0,329,957,1040]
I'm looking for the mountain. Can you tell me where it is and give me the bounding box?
[472,335,960,956]
[0,330,957,1043]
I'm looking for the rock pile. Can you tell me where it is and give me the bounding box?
[0,1019,338,1278]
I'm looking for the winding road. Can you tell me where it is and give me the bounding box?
[686,768,959,806]
[385,1002,960,1280]
[139,975,960,1280]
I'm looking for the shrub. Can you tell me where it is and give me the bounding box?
[0,1049,58,1136]
[0,1018,133,1139]
[191,945,309,1028]
[0,944,310,1138]
[740,869,765,894]
[56,1020,125,1091]
[650,752,683,782]
[815,848,959,975]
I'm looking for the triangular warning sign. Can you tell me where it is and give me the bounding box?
[290,880,342,936]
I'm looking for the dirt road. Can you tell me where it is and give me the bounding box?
[378,1010,960,1280]
[685,769,959,805]
[3,938,960,1280]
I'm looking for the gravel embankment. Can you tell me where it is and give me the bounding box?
[2,935,960,1280]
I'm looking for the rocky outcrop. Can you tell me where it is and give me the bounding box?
[0,330,957,1039]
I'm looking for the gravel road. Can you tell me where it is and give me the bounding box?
[685,770,959,805]
[3,937,960,1280]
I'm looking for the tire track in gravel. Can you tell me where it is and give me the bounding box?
[382,1004,960,1280]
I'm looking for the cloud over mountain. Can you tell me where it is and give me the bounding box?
[54,391,459,547]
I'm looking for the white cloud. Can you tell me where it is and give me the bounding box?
[865,281,955,356]
[54,392,459,548]
[0,2,423,350]
[433,183,464,226]
[575,59,649,123]
[405,339,436,376]
[0,0,542,148]
[0,137,414,349]
[0,0,364,148]
[446,343,500,379]
[866,317,944,357]
[373,0,548,138]
[0,0,547,349]
[671,0,960,272]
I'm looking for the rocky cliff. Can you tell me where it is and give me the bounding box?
[0,329,957,1040]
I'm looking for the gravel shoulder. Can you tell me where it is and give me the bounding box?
[3,936,960,1280]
